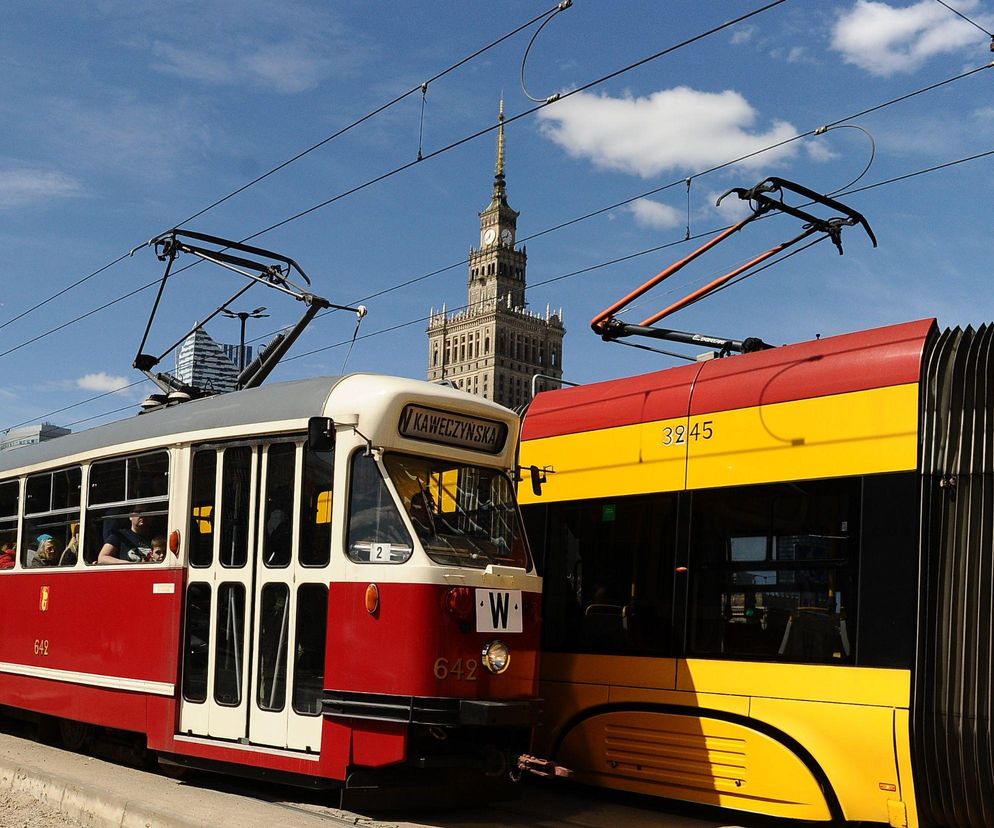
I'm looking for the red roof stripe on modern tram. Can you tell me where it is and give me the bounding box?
[521,318,935,442]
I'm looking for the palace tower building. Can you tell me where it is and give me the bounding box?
[426,102,564,408]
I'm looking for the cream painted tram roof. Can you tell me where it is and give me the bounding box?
[0,375,350,474]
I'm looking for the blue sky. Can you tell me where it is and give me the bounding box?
[2,0,993,432]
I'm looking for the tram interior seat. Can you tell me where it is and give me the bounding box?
[581,603,628,651]
[778,607,848,661]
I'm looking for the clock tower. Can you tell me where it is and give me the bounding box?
[427,100,565,409]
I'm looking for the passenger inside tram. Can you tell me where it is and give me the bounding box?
[28,534,61,568]
[0,541,15,570]
[97,507,161,564]
[149,535,167,563]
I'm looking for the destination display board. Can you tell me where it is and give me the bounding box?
[398,405,507,454]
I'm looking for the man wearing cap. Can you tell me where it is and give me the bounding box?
[97,508,154,565]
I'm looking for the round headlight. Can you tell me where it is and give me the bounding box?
[482,640,511,674]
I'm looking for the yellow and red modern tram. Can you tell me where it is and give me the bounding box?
[519,318,991,828]
[0,374,540,791]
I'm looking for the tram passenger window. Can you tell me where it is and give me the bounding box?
[87,451,170,566]
[182,583,211,703]
[346,453,412,563]
[22,467,81,569]
[219,446,251,568]
[189,450,217,568]
[299,441,333,568]
[257,583,290,712]
[534,493,678,656]
[263,443,295,568]
[292,584,328,716]
[0,481,18,571]
[214,583,246,706]
[687,478,859,664]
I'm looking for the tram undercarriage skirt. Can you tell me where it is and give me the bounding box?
[322,690,542,727]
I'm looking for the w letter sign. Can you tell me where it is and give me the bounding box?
[475,588,523,633]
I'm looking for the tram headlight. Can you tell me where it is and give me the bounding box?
[482,640,511,674]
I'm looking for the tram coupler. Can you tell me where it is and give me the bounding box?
[514,753,573,779]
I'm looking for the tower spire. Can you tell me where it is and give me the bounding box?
[493,97,506,200]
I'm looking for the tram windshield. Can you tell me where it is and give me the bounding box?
[383,453,529,569]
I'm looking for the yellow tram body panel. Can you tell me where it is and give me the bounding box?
[538,654,914,825]
[685,382,919,489]
[519,383,919,505]
[521,321,941,826]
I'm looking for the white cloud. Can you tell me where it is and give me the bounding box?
[806,140,840,163]
[831,0,988,76]
[538,88,799,179]
[0,169,82,209]
[150,41,334,94]
[629,199,684,230]
[731,26,756,45]
[137,1,369,94]
[76,373,131,393]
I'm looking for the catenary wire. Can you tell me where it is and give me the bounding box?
[3,0,797,361]
[932,0,994,37]
[0,3,567,333]
[242,61,992,346]
[239,1,791,242]
[280,145,994,362]
[22,142,994,432]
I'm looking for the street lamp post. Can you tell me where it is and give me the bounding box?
[221,306,269,375]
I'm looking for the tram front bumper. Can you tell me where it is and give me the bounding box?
[323,690,542,727]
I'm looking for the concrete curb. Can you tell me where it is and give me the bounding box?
[0,757,204,828]
[0,728,395,828]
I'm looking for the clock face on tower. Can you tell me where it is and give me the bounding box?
[483,227,496,245]
[500,228,513,245]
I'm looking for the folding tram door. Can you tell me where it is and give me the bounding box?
[178,437,332,755]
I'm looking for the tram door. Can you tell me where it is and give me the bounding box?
[178,439,332,753]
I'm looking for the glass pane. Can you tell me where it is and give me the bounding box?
[220,446,251,568]
[730,536,766,561]
[182,583,211,703]
[0,481,18,518]
[688,480,858,664]
[88,503,168,565]
[25,475,51,515]
[256,583,289,712]
[51,467,81,510]
[538,494,677,656]
[214,583,245,707]
[0,517,16,570]
[347,453,412,563]
[127,452,169,500]
[300,443,333,568]
[292,584,328,715]
[189,451,217,568]
[21,513,81,568]
[263,444,295,568]
[89,459,125,505]
[383,453,529,568]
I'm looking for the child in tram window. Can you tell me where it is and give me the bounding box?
[149,535,166,563]
[0,542,15,570]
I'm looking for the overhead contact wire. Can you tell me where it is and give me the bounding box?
[0,3,566,333]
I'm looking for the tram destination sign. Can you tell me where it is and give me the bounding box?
[399,404,507,453]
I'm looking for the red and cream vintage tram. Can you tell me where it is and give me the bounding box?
[0,374,540,790]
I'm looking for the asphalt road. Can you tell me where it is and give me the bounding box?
[0,714,814,828]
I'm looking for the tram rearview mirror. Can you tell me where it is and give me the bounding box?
[307,416,335,452]
[529,465,544,496]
